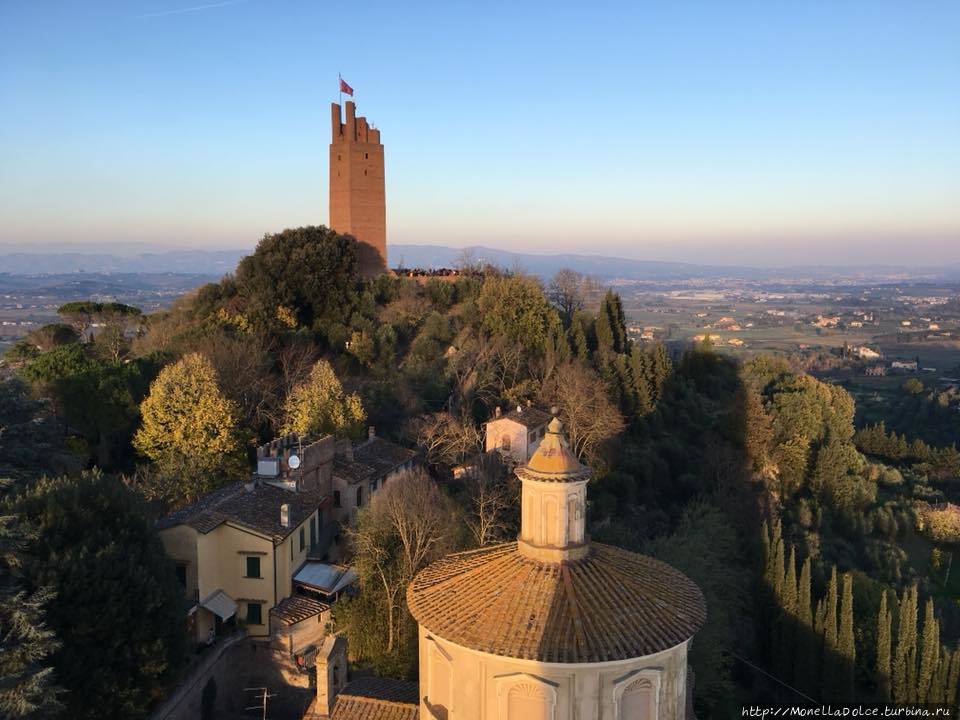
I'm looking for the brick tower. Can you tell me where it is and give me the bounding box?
[330,101,386,276]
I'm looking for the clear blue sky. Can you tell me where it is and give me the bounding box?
[2,0,958,265]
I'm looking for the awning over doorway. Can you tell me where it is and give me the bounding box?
[199,589,238,620]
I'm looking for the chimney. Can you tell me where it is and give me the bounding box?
[495,406,501,418]
[368,426,376,440]
[280,503,290,528]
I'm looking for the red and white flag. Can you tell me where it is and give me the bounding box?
[339,78,354,96]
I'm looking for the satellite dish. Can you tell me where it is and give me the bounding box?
[288,454,301,470]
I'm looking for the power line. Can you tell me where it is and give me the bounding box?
[729,652,817,704]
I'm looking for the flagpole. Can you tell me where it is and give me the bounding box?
[338,71,342,107]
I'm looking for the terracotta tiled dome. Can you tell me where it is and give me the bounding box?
[407,542,706,663]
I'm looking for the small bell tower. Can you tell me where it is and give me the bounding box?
[516,417,591,563]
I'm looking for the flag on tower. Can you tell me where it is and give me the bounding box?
[339,78,354,96]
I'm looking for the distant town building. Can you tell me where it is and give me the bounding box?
[485,405,552,465]
[812,315,840,328]
[865,365,886,377]
[852,346,881,360]
[727,337,745,347]
[901,320,912,327]
[892,360,919,371]
[330,101,386,276]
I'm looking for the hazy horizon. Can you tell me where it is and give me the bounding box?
[2,1,959,265]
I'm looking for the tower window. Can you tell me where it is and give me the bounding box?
[365,152,369,159]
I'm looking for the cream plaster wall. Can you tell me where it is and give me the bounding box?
[416,626,690,720]
[484,418,545,464]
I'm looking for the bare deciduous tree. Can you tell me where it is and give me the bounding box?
[348,469,460,652]
[462,456,518,547]
[539,361,625,464]
[410,412,483,468]
[547,269,601,326]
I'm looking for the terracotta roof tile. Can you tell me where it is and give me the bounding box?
[331,677,419,720]
[407,542,705,663]
[269,594,329,625]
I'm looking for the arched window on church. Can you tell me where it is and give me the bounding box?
[507,682,552,720]
[619,677,654,719]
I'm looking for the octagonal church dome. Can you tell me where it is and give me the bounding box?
[407,417,706,720]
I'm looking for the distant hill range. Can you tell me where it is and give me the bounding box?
[2,245,959,283]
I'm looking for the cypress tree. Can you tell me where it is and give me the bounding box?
[649,344,672,402]
[778,547,798,682]
[629,345,653,415]
[894,585,918,703]
[917,598,940,703]
[838,573,856,701]
[876,590,892,702]
[772,534,786,600]
[821,567,839,697]
[569,315,589,360]
[605,291,628,354]
[796,557,817,696]
[594,294,615,360]
[945,648,960,704]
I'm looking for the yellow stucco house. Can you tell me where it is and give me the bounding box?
[158,479,334,642]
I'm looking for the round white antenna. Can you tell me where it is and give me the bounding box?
[288,454,301,470]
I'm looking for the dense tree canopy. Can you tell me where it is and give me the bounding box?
[133,352,246,501]
[4,471,187,719]
[281,359,366,439]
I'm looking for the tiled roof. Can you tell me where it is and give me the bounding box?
[331,677,419,720]
[269,594,329,625]
[334,437,417,486]
[156,481,329,544]
[487,406,552,429]
[407,542,706,663]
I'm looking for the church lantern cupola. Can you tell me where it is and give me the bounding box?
[515,417,591,563]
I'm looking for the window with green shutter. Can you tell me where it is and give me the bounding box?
[246,602,262,625]
[245,556,260,578]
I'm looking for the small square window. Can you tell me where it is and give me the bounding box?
[246,602,262,625]
[245,556,260,578]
